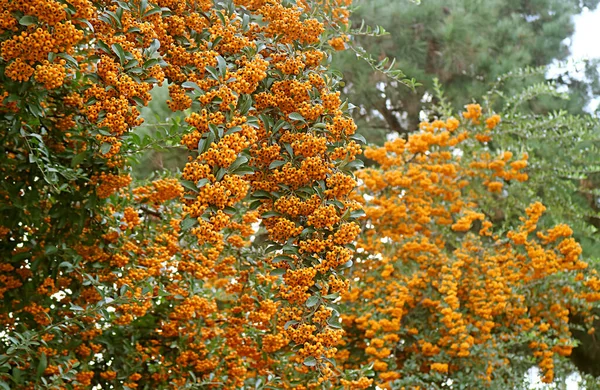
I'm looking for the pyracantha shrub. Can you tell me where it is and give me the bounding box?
[0,0,599,389]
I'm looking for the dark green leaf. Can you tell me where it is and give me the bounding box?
[288,112,305,122]
[36,353,47,378]
[181,180,199,193]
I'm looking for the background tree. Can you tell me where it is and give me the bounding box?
[335,0,600,144]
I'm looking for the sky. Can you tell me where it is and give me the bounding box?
[561,4,600,113]
[571,5,600,60]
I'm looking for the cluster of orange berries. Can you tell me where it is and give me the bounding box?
[0,0,364,386]
[91,172,132,199]
[133,178,183,204]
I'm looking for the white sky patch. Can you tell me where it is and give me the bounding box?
[548,5,600,113]
[571,6,600,59]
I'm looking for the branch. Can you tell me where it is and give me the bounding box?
[376,101,409,136]
[140,206,162,219]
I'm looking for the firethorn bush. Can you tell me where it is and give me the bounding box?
[0,0,599,389]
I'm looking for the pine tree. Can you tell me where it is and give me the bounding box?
[335,0,600,143]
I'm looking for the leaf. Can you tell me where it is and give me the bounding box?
[19,15,37,26]
[215,167,226,181]
[339,260,353,269]
[303,356,317,367]
[111,43,127,65]
[288,112,305,122]
[305,295,320,308]
[146,39,160,57]
[143,58,160,69]
[261,211,280,218]
[196,178,209,188]
[345,159,365,170]
[100,142,112,155]
[181,180,199,193]
[284,320,299,329]
[350,133,367,144]
[126,26,141,34]
[37,353,47,377]
[205,66,220,80]
[44,246,58,255]
[273,255,294,263]
[225,126,243,136]
[228,156,248,172]
[232,166,254,176]
[181,81,201,90]
[180,217,197,231]
[350,209,366,219]
[28,102,44,117]
[269,160,286,170]
[252,190,272,199]
[143,6,163,18]
[216,55,227,78]
[270,268,286,277]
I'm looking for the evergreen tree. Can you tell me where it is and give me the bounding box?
[335,0,600,143]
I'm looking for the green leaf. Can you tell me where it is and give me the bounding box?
[261,211,280,218]
[143,6,163,18]
[305,295,320,308]
[345,159,364,170]
[111,43,127,65]
[206,66,220,81]
[28,102,44,117]
[196,178,209,188]
[350,133,367,144]
[100,142,112,155]
[216,167,226,181]
[19,15,37,26]
[273,255,294,263]
[350,209,366,219]
[180,217,197,231]
[71,151,87,168]
[44,246,58,255]
[303,356,317,367]
[252,190,272,199]
[225,126,243,136]
[270,268,286,277]
[339,260,353,269]
[232,166,254,176]
[228,156,248,172]
[284,320,299,329]
[36,353,47,378]
[181,81,201,90]
[269,160,286,170]
[181,180,199,193]
[146,39,160,57]
[216,55,227,78]
[288,112,305,122]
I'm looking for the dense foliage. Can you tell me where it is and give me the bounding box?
[1,0,599,389]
